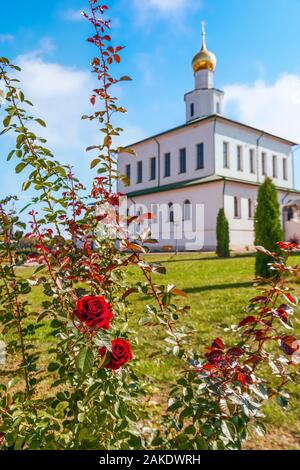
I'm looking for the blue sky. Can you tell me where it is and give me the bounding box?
[1,0,300,207]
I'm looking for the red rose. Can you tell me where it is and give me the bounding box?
[73,295,113,329]
[99,338,133,370]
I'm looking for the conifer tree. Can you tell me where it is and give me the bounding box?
[216,208,230,258]
[255,178,283,277]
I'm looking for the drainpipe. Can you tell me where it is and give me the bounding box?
[291,144,300,189]
[212,116,217,176]
[281,190,291,239]
[222,177,227,209]
[256,131,265,183]
[154,137,161,188]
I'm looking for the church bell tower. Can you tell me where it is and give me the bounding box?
[185,22,224,122]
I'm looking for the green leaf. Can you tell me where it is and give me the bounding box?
[35,118,47,127]
[7,150,15,161]
[48,363,60,372]
[15,162,27,174]
[76,347,94,375]
[3,115,12,127]
[22,180,31,191]
[90,158,101,169]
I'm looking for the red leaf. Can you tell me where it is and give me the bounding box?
[283,293,298,306]
[90,95,96,106]
[212,338,225,350]
[114,54,121,64]
[250,296,269,304]
[236,371,246,387]
[238,316,257,328]
[227,347,244,357]
[279,335,299,355]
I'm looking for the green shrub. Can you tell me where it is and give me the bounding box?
[255,178,283,277]
[216,208,230,258]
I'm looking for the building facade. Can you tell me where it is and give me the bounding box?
[118,23,300,251]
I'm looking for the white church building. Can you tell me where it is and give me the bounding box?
[118,24,300,251]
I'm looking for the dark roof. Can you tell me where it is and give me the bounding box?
[127,174,300,198]
[124,114,298,148]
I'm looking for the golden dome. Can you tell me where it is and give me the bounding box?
[192,22,216,73]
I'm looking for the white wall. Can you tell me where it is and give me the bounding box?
[215,120,294,189]
[225,181,300,250]
[118,118,215,194]
[128,180,224,251]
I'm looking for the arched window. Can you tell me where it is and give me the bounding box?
[248,199,253,219]
[183,200,191,221]
[234,196,241,218]
[287,207,294,221]
[168,202,174,223]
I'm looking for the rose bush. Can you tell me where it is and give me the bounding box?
[0,0,299,451]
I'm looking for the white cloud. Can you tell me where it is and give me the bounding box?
[133,0,202,22]
[10,45,145,188]
[0,34,14,43]
[61,8,84,22]
[140,0,192,12]
[16,53,95,155]
[224,74,300,144]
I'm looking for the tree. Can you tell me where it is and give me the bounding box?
[216,208,230,258]
[255,178,283,277]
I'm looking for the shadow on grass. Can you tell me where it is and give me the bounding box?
[138,281,254,301]
[184,281,254,294]
[153,253,255,264]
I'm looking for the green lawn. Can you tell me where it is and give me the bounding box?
[11,253,300,448]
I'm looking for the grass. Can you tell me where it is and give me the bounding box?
[4,253,300,449]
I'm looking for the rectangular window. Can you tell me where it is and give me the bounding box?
[261,152,267,176]
[216,101,220,114]
[249,149,255,173]
[283,158,288,180]
[196,143,204,170]
[273,155,278,178]
[237,145,243,171]
[164,153,171,177]
[125,164,131,184]
[137,161,143,183]
[190,103,194,118]
[223,142,229,168]
[150,157,156,181]
[179,148,186,174]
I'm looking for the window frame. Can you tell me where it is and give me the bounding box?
[223,141,230,169]
[233,196,241,219]
[261,152,267,176]
[149,157,156,181]
[137,161,143,184]
[164,152,171,178]
[125,164,131,184]
[179,148,187,174]
[183,200,192,221]
[249,148,255,174]
[190,103,195,118]
[196,143,204,170]
[248,198,254,219]
[273,155,278,178]
[237,145,243,171]
[283,157,288,181]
